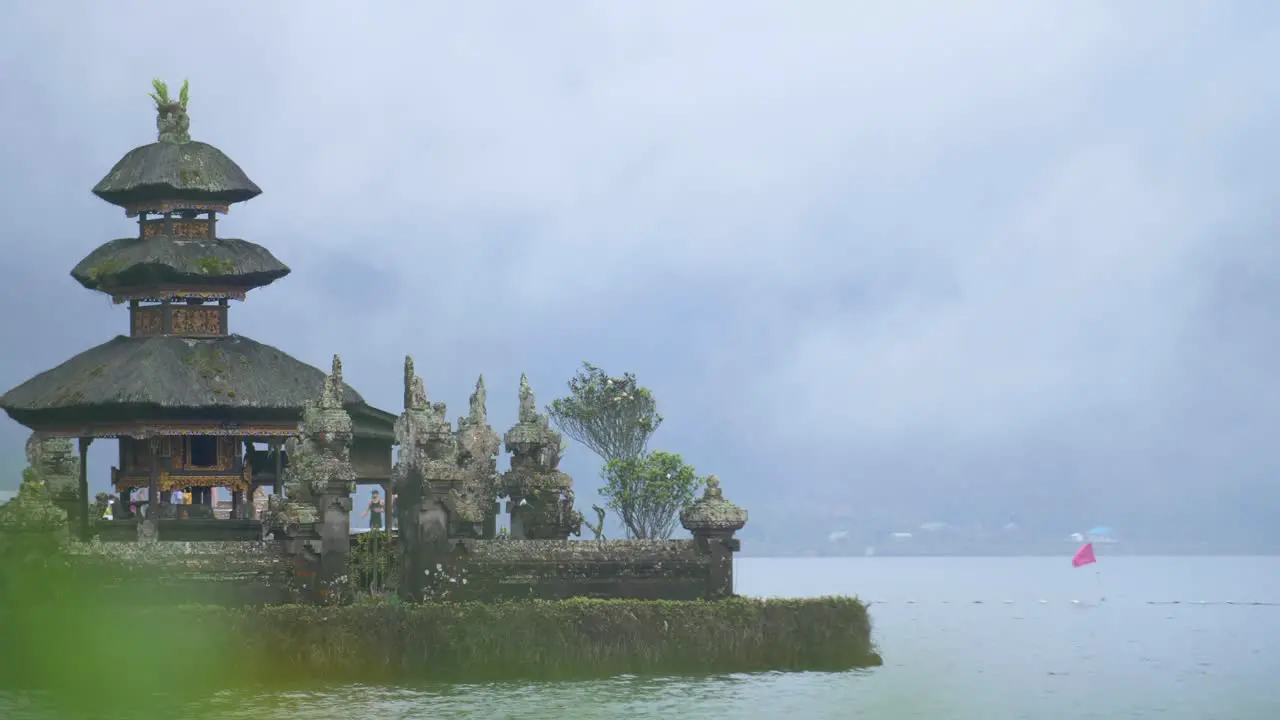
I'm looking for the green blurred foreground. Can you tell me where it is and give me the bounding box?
[0,532,878,715]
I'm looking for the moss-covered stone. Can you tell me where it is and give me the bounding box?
[195,255,235,275]
[0,468,68,533]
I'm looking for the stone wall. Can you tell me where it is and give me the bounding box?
[440,539,731,600]
[351,436,392,480]
[61,539,293,606]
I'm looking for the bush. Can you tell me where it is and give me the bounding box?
[220,596,879,681]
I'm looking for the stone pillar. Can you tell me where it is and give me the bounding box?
[484,502,499,539]
[139,436,161,543]
[25,433,79,537]
[277,355,357,601]
[77,437,92,540]
[679,475,747,599]
[393,357,468,601]
[314,487,352,589]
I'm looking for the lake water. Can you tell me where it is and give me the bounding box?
[6,556,1279,719]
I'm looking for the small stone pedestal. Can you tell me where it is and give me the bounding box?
[680,475,748,599]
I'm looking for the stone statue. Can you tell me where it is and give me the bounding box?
[453,375,501,534]
[24,433,78,506]
[502,374,582,540]
[394,357,490,537]
[518,373,538,423]
[150,79,191,145]
[404,356,428,412]
[277,355,356,524]
[0,443,69,532]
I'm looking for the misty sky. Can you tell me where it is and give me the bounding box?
[2,2,1278,545]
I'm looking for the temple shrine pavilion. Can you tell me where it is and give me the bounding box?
[0,81,396,540]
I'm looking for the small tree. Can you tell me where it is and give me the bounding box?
[601,451,703,540]
[547,362,663,465]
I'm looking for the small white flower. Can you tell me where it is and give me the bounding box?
[436,563,443,572]
[461,578,468,585]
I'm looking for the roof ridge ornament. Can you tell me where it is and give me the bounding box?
[150,78,191,145]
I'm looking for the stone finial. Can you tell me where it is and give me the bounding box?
[281,356,357,510]
[680,474,747,534]
[150,78,191,145]
[317,354,344,408]
[469,375,488,424]
[518,373,538,423]
[404,356,429,411]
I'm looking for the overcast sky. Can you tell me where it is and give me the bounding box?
[2,1,1278,544]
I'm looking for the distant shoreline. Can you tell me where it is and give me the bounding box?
[738,551,1280,559]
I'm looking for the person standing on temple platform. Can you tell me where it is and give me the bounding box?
[170,487,184,505]
[362,489,385,531]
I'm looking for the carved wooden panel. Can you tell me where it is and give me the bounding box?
[170,306,222,336]
[141,220,211,239]
[179,436,236,471]
[125,200,228,218]
[131,307,163,336]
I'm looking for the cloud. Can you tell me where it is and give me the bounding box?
[2,1,1279,541]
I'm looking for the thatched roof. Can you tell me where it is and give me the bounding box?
[0,335,384,429]
[71,237,290,293]
[92,141,261,208]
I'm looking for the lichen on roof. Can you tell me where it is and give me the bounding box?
[0,334,370,418]
[71,237,290,293]
[92,140,263,209]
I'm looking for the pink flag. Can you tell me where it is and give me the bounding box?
[1072,542,1096,568]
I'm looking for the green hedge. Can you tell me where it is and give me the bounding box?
[221,596,878,681]
[0,531,879,708]
[0,597,877,710]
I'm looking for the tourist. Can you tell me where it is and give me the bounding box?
[170,487,184,505]
[362,490,385,531]
[101,498,113,521]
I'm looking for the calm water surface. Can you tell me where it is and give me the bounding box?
[9,556,1280,719]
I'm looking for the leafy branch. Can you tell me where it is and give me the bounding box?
[149,78,190,110]
[547,362,663,464]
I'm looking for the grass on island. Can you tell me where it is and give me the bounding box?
[0,531,877,716]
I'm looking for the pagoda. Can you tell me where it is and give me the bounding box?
[0,80,396,540]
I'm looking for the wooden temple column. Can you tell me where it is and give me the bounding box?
[147,436,161,519]
[77,437,92,540]
[271,438,283,496]
[232,438,249,519]
[383,481,393,530]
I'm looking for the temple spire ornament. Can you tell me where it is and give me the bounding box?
[150,78,191,145]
